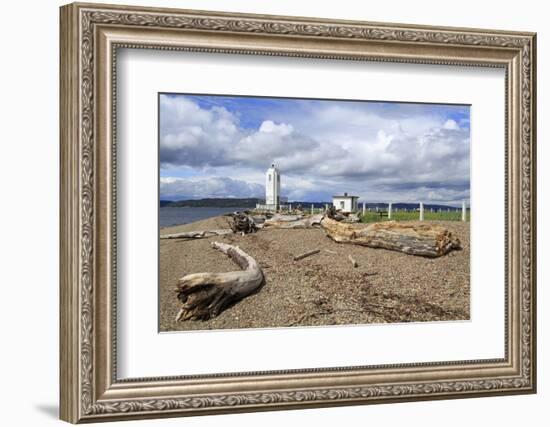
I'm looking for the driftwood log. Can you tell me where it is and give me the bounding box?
[265,213,303,222]
[320,217,461,258]
[175,242,264,321]
[160,229,232,240]
[263,214,324,229]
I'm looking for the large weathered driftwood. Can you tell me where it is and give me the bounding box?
[320,217,461,258]
[175,241,264,321]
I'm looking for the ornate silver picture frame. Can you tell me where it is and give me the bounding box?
[60,2,536,423]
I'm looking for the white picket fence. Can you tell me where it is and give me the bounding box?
[360,200,468,222]
[278,200,469,222]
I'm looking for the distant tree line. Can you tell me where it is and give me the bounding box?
[160,198,260,208]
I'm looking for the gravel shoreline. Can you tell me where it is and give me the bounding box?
[159,216,470,332]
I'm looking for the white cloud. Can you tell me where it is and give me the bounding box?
[160,96,241,167]
[443,119,459,130]
[258,120,293,135]
[159,95,470,203]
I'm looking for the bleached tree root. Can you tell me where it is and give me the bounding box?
[175,241,264,321]
[320,217,461,258]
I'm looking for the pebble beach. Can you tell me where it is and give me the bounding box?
[159,216,470,332]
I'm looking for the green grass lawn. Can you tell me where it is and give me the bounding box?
[359,210,470,223]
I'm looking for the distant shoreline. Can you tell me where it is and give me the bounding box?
[159,206,250,229]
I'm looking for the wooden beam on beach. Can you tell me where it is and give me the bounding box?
[293,249,321,261]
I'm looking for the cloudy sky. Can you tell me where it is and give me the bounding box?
[159,93,470,205]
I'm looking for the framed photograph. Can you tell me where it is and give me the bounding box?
[60,2,536,423]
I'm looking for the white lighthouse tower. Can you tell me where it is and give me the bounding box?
[265,163,281,210]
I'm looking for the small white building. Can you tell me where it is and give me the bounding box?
[332,192,359,213]
[256,163,281,211]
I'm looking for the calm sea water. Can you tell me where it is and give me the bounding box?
[159,206,249,228]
